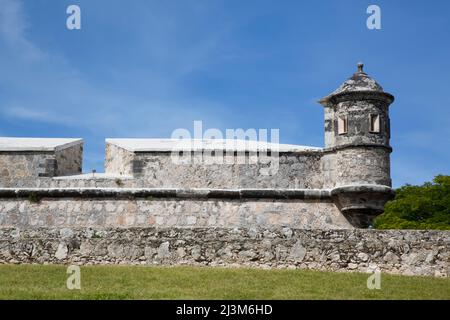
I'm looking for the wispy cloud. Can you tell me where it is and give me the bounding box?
[0,0,237,169]
[3,106,58,123]
[0,0,45,61]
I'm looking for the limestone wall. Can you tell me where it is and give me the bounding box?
[1,138,390,191]
[105,143,134,176]
[0,149,325,189]
[0,152,55,187]
[321,147,391,188]
[129,152,324,189]
[55,143,83,177]
[0,188,351,230]
[0,142,83,188]
[0,227,448,277]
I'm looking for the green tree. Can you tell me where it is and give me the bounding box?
[374,175,450,230]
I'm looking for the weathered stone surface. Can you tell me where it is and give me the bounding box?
[0,141,83,187]
[105,143,134,176]
[55,243,68,260]
[322,148,391,188]
[0,196,352,229]
[107,150,326,189]
[0,227,448,277]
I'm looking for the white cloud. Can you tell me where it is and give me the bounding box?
[0,0,240,170]
[0,0,26,42]
[0,0,45,61]
[0,0,233,133]
[3,106,55,122]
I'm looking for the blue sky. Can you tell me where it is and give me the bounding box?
[0,0,449,187]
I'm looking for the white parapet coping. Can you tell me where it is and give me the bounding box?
[0,137,83,152]
[106,138,323,153]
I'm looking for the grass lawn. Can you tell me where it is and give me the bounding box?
[0,264,448,300]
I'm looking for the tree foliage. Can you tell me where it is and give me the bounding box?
[374,175,450,230]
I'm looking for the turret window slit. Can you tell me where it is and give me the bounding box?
[338,116,348,135]
[370,114,380,133]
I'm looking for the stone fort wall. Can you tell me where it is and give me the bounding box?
[0,138,391,194]
[2,66,445,277]
[0,188,351,230]
[1,147,389,190]
[1,187,447,277]
[0,140,83,188]
[126,151,324,189]
[1,227,448,277]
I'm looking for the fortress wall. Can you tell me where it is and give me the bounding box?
[105,143,134,176]
[0,227,448,277]
[1,142,328,190]
[333,148,391,187]
[320,153,336,189]
[55,143,83,177]
[131,152,324,189]
[0,190,350,230]
[0,149,324,189]
[0,141,83,188]
[320,148,391,188]
[0,153,55,187]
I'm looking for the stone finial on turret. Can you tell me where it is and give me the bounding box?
[357,62,364,73]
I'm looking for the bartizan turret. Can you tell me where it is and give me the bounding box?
[320,63,395,227]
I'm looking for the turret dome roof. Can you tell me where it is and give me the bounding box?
[331,62,384,95]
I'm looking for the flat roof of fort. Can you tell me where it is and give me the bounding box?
[106,138,322,153]
[0,138,83,152]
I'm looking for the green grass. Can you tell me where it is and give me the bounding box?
[0,265,449,300]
